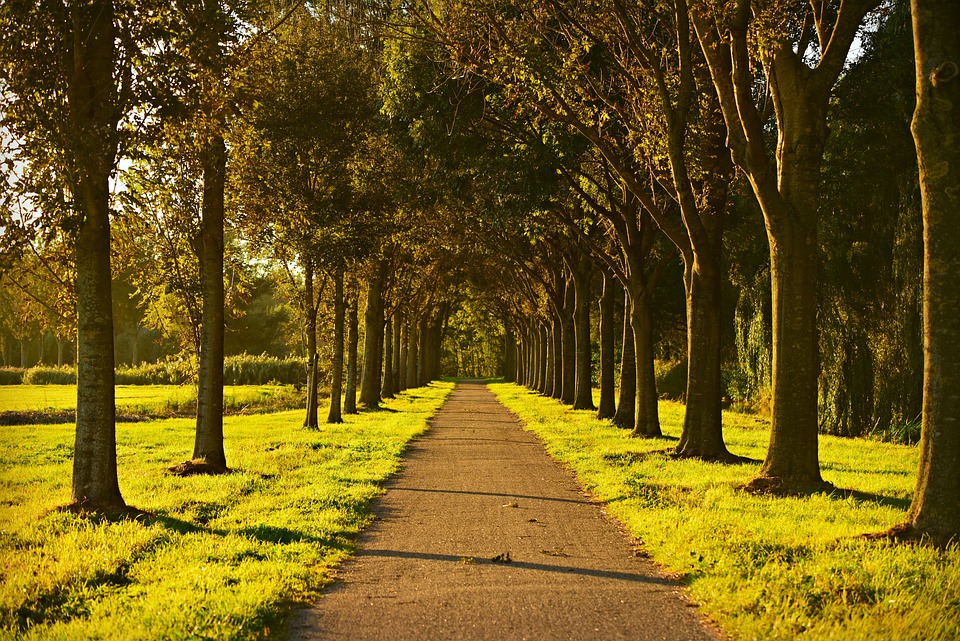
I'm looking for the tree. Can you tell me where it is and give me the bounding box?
[692,0,882,490]
[0,0,142,510]
[894,0,960,543]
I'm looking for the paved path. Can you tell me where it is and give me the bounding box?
[288,381,719,641]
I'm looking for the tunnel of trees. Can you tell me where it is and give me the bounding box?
[0,0,957,542]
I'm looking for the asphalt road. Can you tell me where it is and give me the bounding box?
[288,380,720,641]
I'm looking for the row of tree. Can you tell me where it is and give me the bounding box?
[1,0,957,545]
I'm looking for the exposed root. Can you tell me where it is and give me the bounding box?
[670,449,759,465]
[861,523,958,549]
[741,475,836,496]
[167,459,230,477]
[58,501,153,523]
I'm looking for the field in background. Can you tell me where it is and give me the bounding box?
[490,381,959,641]
[0,385,306,420]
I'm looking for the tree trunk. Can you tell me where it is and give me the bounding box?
[406,319,418,389]
[381,315,395,399]
[597,272,617,419]
[303,259,319,428]
[19,340,27,369]
[561,278,576,405]
[550,317,562,398]
[359,268,385,408]
[398,318,409,392]
[392,313,402,394]
[417,316,428,385]
[327,269,345,424]
[57,338,65,368]
[504,325,516,381]
[614,293,637,429]
[901,0,960,543]
[543,321,555,394]
[573,262,595,410]
[675,258,730,459]
[516,335,525,385]
[629,287,662,437]
[344,295,359,414]
[192,134,227,470]
[68,0,124,510]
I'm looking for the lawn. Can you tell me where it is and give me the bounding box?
[0,381,454,641]
[489,381,960,641]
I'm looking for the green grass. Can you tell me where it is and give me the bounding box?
[489,382,960,641]
[0,384,306,418]
[0,381,453,641]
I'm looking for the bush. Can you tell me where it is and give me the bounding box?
[654,359,686,400]
[224,354,308,386]
[116,359,196,385]
[115,354,308,386]
[23,366,77,385]
[0,368,24,385]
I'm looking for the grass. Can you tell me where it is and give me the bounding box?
[0,385,306,420]
[0,381,453,641]
[489,382,960,641]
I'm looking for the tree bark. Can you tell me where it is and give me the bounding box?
[406,318,418,389]
[613,293,637,429]
[597,272,617,419]
[561,278,576,405]
[543,320,555,394]
[629,286,662,437]
[398,318,409,391]
[303,259,319,428]
[344,294,359,414]
[69,0,124,509]
[504,325,517,381]
[901,0,960,543]
[359,267,385,408]
[675,261,729,458]
[573,260,595,410]
[381,315,395,399]
[417,316,428,385]
[192,134,227,470]
[392,312,402,394]
[327,269,345,424]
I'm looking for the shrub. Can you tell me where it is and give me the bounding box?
[116,359,196,385]
[654,359,687,400]
[115,354,308,386]
[224,353,308,386]
[23,366,77,385]
[0,368,24,385]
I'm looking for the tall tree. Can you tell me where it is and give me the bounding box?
[895,0,960,543]
[0,0,139,509]
[692,0,882,489]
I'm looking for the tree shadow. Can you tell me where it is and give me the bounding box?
[826,487,912,511]
[356,549,676,586]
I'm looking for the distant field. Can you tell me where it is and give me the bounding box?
[0,381,454,640]
[0,384,304,418]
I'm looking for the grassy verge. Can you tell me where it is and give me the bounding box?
[0,381,453,641]
[489,382,959,641]
[0,385,307,423]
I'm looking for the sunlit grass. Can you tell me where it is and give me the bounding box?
[0,384,305,418]
[491,382,959,641]
[0,381,453,641]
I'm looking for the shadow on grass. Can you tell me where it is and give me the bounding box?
[827,487,911,511]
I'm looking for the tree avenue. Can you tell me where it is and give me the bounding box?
[0,0,956,548]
